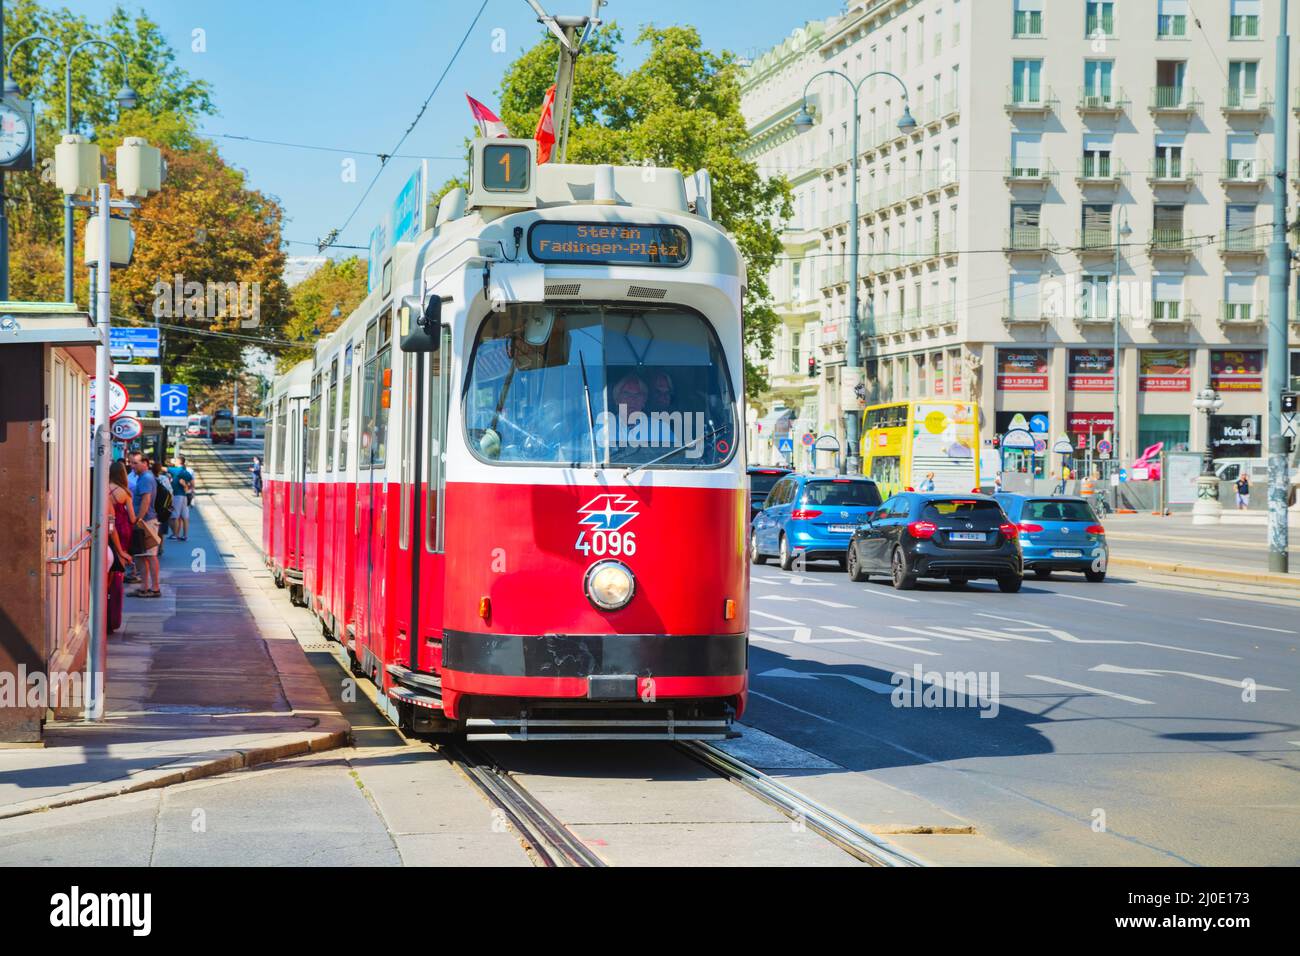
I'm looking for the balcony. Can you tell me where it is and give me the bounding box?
[1004,158,1057,188]
[1218,230,1266,260]
[1005,85,1058,117]
[1076,227,1116,257]
[906,172,924,199]
[820,261,848,289]
[827,142,851,168]
[1076,156,1127,190]
[1146,158,1200,190]
[1149,86,1201,118]
[1221,87,1272,119]
[1002,299,1050,327]
[1219,158,1267,189]
[1148,227,1196,260]
[941,89,960,119]
[1219,301,1266,328]
[932,302,957,327]
[1003,226,1054,257]
[1076,86,1128,117]
[1148,300,1196,327]
[1074,306,1116,328]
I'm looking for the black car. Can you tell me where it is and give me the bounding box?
[747,466,792,522]
[845,493,1023,592]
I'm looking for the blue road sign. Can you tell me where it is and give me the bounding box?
[160,383,188,417]
[777,437,794,454]
[109,327,160,358]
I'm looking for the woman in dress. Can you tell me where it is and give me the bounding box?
[107,459,136,633]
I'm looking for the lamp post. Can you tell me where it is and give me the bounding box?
[1111,207,1131,471]
[63,40,137,302]
[1,32,60,300]
[794,70,915,475]
[1192,386,1224,525]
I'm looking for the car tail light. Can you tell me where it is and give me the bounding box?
[999,522,1018,538]
[790,509,823,519]
[905,486,915,492]
[1018,522,1043,533]
[1086,524,1105,535]
[907,520,937,539]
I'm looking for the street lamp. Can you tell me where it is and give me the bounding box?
[63,39,138,302]
[793,68,914,475]
[1111,208,1131,469]
[1191,386,1224,525]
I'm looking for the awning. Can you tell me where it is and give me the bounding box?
[753,407,795,437]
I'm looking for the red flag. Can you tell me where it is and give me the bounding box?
[465,93,509,138]
[534,84,557,164]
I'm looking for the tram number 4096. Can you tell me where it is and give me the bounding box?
[574,530,637,557]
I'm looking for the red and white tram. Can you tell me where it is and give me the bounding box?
[264,360,311,604]
[265,141,749,739]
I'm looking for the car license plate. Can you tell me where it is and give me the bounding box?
[830,524,856,533]
[1051,549,1083,558]
[949,532,985,542]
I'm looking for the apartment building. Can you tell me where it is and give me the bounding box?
[741,0,1299,471]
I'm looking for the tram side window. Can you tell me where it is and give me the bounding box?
[371,346,391,467]
[340,344,353,470]
[426,325,452,554]
[325,358,338,472]
[307,375,321,474]
[464,304,737,468]
[275,397,287,476]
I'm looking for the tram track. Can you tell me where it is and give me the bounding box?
[191,440,922,868]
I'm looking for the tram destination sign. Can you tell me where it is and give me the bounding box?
[528,222,691,267]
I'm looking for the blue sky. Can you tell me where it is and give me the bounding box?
[68,0,842,262]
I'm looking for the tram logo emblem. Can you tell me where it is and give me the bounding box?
[578,494,640,531]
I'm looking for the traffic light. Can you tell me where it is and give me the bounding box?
[1283,392,1298,415]
[807,355,818,378]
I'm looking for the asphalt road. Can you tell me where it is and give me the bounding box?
[742,555,1300,865]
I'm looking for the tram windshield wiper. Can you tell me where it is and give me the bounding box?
[625,421,729,476]
[578,351,600,470]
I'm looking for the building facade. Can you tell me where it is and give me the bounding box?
[742,0,1300,474]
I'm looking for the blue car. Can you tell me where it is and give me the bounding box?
[751,475,883,570]
[995,494,1108,582]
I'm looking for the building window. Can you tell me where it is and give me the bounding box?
[1010,274,1041,320]
[1226,60,1259,107]
[1153,275,1184,320]
[1013,0,1043,37]
[1154,60,1187,107]
[934,7,944,54]
[1081,274,1111,319]
[1011,132,1043,177]
[1154,135,1185,178]
[1230,0,1261,39]
[1082,203,1113,248]
[1152,204,1186,247]
[1086,0,1115,37]
[1225,203,1257,251]
[1224,275,1256,321]
[1226,134,1258,180]
[1082,134,1113,177]
[791,261,803,303]
[791,331,801,373]
[1011,59,1043,104]
[1083,60,1114,100]
[1157,0,1188,37]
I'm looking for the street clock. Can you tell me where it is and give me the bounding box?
[0,96,37,171]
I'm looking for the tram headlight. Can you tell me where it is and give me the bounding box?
[585,560,635,611]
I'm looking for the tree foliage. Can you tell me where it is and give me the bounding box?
[278,256,369,370]
[448,23,791,398]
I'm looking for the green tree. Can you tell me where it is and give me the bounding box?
[279,256,369,370]
[447,23,791,397]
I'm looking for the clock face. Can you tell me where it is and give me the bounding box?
[0,105,33,165]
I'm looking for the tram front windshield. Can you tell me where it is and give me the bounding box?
[466,304,737,469]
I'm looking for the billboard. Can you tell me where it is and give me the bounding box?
[997,348,1049,391]
[1139,349,1192,392]
[1068,348,1114,391]
[1210,414,1262,458]
[1210,350,1263,392]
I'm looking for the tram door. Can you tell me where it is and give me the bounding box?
[358,315,391,671]
[287,395,308,569]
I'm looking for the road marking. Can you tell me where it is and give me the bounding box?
[758,625,859,644]
[757,666,896,694]
[823,625,943,656]
[1024,674,1154,705]
[751,608,804,626]
[975,613,1241,659]
[852,587,920,603]
[1199,618,1296,635]
[1091,663,1289,692]
[757,594,854,609]
[1042,593,1127,607]
[750,574,832,588]
[889,625,972,642]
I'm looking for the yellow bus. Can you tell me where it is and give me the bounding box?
[861,399,980,497]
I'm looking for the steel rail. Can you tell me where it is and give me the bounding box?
[677,741,923,867]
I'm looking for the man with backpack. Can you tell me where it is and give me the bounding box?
[167,456,193,540]
[150,460,174,558]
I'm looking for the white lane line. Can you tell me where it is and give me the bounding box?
[1091,663,1289,692]
[1024,674,1155,705]
[751,608,804,626]
[1200,618,1297,635]
[975,612,1241,660]
[1042,592,1127,607]
[852,587,920,603]
[939,625,1051,644]
[759,625,859,645]
[757,594,854,609]
[889,625,972,642]
[750,574,832,588]
[823,625,943,656]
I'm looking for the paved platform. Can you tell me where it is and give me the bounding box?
[0,486,349,820]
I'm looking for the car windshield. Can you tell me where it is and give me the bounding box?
[749,471,787,497]
[1024,499,1097,522]
[465,304,736,468]
[802,481,882,507]
[921,499,1005,526]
